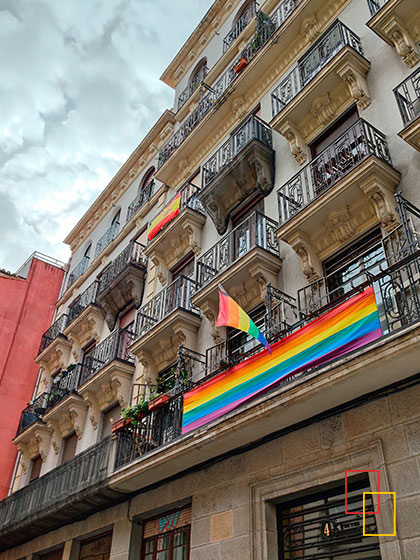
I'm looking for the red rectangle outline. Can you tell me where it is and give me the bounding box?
[345,470,380,514]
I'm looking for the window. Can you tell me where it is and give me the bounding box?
[310,106,359,159]
[84,244,92,260]
[111,210,121,228]
[142,507,191,560]
[323,228,384,301]
[119,307,136,331]
[79,533,112,560]
[227,303,266,359]
[39,548,64,560]
[188,57,207,91]
[29,455,42,483]
[61,432,78,464]
[232,0,255,26]
[170,254,195,282]
[101,404,122,439]
[277,476,381,559]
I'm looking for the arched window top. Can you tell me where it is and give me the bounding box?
[111,210,121,226]
[233,0,255,25]
[140,166,155,191]
[188,57,208,88]
[83,243,92,259]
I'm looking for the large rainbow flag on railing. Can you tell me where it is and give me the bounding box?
[182,287,381,434]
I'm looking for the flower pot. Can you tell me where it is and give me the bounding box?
[233,57,248,74]
[111,418,130,433]
[148,394,170,411]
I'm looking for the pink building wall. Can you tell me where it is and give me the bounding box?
[0,257,64,499]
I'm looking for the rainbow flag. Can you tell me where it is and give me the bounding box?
[148,193,181,241]
[216,285,271,353]
[182,287,381,434]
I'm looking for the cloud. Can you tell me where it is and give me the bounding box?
[0,0,213,270]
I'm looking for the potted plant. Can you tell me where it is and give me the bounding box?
[67,363,77,372]
[148,392,170,411]
[111,417,131,433]
[233,56,248,74]
[120,401,149,427]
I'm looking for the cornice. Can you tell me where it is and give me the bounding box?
[64,110,175,253]
[160,0,242,89]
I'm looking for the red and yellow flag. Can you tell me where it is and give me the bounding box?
[147,193,181,241]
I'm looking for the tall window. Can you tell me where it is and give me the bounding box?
[61,432,78,464]
[188,57,207,92]
[141,507,191,560]
[101,404,122,439]
[111,210,121,229]
[29,455,42,483]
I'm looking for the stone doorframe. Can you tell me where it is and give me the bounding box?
[250,439,402,560]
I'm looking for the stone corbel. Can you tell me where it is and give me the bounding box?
[249,266,279,305]
[278,121,307,165]
[311,93,336,127]
[382,16,419,68]
[300,16,320,43]
[178,159,190,182]
[137,349,157,385]
[201,302,224,344]
[110,374,131,409]
[337,61,371,110]
[82,390,100,430]
[183,223,201,255]
[68,402,88,440]
[33,425,53,462]
[16,443,30,474]
[46,419,62,454]
[232,96,247,121]
[287,231,322,283]
[324,207,355,244]
[151,256,167,286]
[359,177,399,233]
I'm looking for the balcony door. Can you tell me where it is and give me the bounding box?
[231,196,264,260]
[166,254,195,314]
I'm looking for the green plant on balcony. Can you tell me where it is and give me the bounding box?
[121,400,150,426]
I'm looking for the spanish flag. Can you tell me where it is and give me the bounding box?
[147,193,181,241]
[216,285,271,353]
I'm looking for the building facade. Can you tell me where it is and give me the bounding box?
[0,253,65,499]
[1,0,420,558]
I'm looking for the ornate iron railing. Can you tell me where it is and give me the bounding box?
[79,328,135,386]
[223,1,257,52]
[126,179,155,222]
[67,256,90,289]
[196,212,280,289]
[394,66,420,126]
[277,119,392,224]
[97,241,147,296]
[0,437,111,531]
[158,2,301,168]
[177,65,209,111]
[271,22,364,118]
[265,285,299,340]
[135,276,198,339]
[114,395,184,469]
[45,364,83,412]
[67,282,98,326]
[202,115,273,188]
[38,314,68,355]
[94,222,120,258]
[15,393,50,437]
[367,0,391,16]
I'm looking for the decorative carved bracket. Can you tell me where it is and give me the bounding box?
[287,231,322,283]
[359,177,399,233]
[311,93,336,127]
[278,121,307,165]
[382,16,420,68]
[337,60,371,110]
[300,16,320,43]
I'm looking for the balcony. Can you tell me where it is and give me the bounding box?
[0,438,121,549]
[130,276,201,378]
[96,241,147,330]
[144,183,205,283]
[77,328,135,417]
[394,67,420,152]
[67,255,89,289]
[94,221,120,259]
[276,119,400,280]
[271,22,370,162]
[367,0,419,68]
[156,0,305,185]
[192,212,282,343]
[126,178,156,222]
[36,314,72,376]
[222,1,257,53]
[177,65,208,112]
[199,115,275,235]
[15,393,49,437]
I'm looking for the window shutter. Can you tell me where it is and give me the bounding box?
[143,505,191,538]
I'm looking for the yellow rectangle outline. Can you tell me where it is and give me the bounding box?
[363,492,396,536]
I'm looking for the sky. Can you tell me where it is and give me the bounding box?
[0,0,213,272]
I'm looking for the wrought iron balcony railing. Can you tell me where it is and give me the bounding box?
[126,179,155,223]
[196,212,280,289]
[223,1,257,52]
[44,364,83,412]
[158,1,301,168]
[134,276,198,339]
[277,119,392,224]
[177,65,209,111]
[271,22,364,118]
[367,0,391,16]
[201,115,272,188]
[67,282,98,326]
[15,393,50,437]
[394,66,420,126]
[37,314,68,356]
[79,328,135,386]
[94,222,120,259]
[67,256,90,289]
[97,241,147,297]
[0,437,111,532]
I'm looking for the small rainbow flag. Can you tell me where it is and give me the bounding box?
[216,285,271,353]
[147,193,181,241]
[182,287,381,434]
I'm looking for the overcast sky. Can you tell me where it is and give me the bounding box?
[0,0,213,272]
